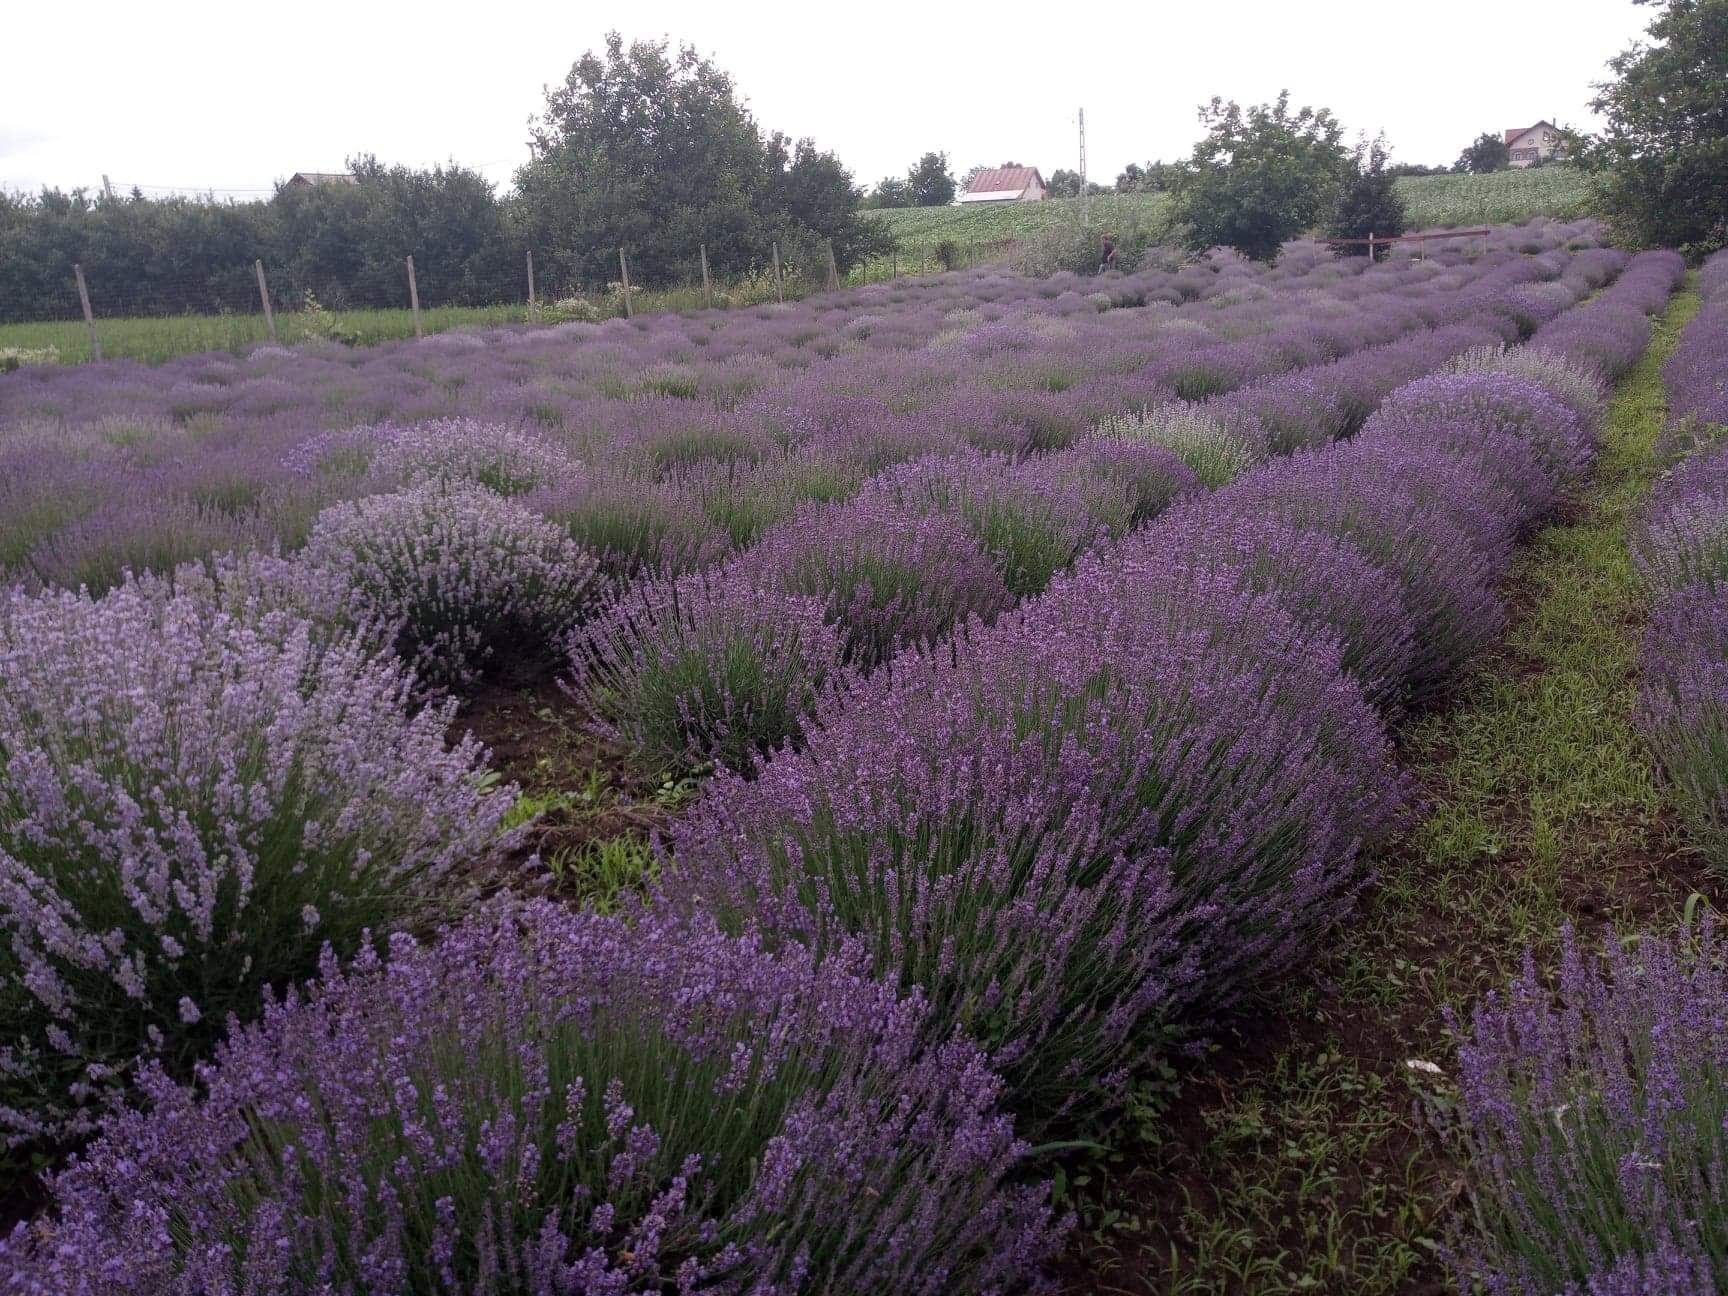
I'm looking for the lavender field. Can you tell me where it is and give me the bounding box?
[1,220,1723,1294]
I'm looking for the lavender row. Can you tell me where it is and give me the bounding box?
[0,324,1616,1295]
[0,224,1611,598]
[1447,920,1728,1296]
[1632,250,1728,867]
[1449,254,1728,1296]
[563,255,1629,781]
[0,229,1660,1292]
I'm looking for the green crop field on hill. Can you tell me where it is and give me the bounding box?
[861,167,1594,263]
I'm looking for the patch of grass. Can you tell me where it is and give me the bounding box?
[544,835,661,913]
[1065,284,1712,1295]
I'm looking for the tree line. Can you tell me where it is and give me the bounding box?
[4,0,1720,324]
[0,34,890,325]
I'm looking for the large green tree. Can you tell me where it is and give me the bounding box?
[1455,132,1511,174]
[1576,0,1728,257]
[866,177,913,208]
[906,152,956,207]
[1114,160,1185,193]
[1171,92,1349,261]
[1047,169,1107,199]
[515,34,884,287]
[1327,136,1408,256]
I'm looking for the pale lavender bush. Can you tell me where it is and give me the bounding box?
[299,484,600,686]
[369,417,580,496]
[0,580,515,1141]
[0,900,1065,1294]
[1092,407,1261,488]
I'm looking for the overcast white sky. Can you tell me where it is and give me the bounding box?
[1,0,1650,200]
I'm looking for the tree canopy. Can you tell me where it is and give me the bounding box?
[1456,132,1511,174]
[1327,136,1408,255]
[1047,169,1107,199]
[1576,0,1728,257]
[1171,92,1350,261]
[514,34,886,286]
[906,153,957,207]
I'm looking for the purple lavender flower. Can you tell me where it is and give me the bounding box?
[739,496,1013,668]
[667,551,1401,1134]
[1447,921,1728,1295]
[0,579,515,1141]
[1636,584,1728,867]
[1364,370,1595,503]
[567,564,855,776]
[1217,446,1508,703]
[1144,498,1418,714]
[0,899,1066,1294]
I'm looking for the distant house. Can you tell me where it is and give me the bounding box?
[958,166,1047,204]
[1503,123,1565,168]
[287,172,358,187]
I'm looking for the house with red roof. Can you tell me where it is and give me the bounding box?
[1504,122,1565,169]
[957,166,1047,204]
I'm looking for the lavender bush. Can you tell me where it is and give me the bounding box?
[1636,586,1728,868]
[1632,493,1728,597]
[0,580,514,1141]
[568,565,853,777]
[369,417,580,496]
[1,900,1065,1294]
[527,473,733,585]
[1449,921,1728,1295]
[299,484,600,686]
[1363,371,1595,504]
[741,497,1013,668]
[1442,344,1607,428]
[1218,448,1508,703]
[858,451,1117,597]
[1144,500,1418,714]
[1055,434,1202,527]
[668,558,1401,1133]
[1093,407,1261,488]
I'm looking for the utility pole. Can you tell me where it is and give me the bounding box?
[1077,107,1088,223]
[102,174,115,200]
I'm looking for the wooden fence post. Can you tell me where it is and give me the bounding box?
[254,260,278,343]
[771,241,784,303]
[1367,231,1375,263]
[405,255,423,338]
[825,240,840,292]
[699,243,712,308]
[526,249,537,319]
[618,247,633,317]
[73,264,101,362]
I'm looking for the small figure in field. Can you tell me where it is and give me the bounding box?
[1098,233,1118,273]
